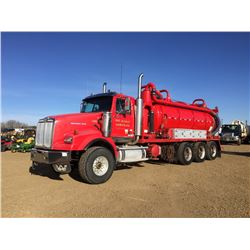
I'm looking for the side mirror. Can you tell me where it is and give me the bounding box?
[124,97,131,113]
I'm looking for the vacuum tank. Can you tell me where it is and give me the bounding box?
[141,82,220,138]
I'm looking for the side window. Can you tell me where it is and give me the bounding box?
[93,103,100,112]
[116,98,125,113]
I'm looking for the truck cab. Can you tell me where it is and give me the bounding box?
[220,124,242,145]
[81,92,136,143]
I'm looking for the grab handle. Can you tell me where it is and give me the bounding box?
[192,99,207,107]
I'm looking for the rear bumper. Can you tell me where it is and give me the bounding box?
[31,148,71,164]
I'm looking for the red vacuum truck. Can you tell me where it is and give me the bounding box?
[31,73,221,184]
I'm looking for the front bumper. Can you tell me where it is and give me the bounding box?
[221,137,239,143]
[31,148,71,164]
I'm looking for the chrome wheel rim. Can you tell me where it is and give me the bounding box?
[184,147,192,161]
[211,145,217,157]
[92,156,109,176]
[198,145,206,159]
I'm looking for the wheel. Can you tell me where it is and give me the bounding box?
[206,141,218,160]
[161,144,176,162]
[78,146,115,184]
[11,148,16,153]
[193,142,206,162]
[177,142,194,165]
[237,138,241,145]
[1,145,6,152]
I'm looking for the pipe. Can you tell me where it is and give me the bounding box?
[135,73,144,137]
[138,73,144,99]
[103,82,107,93]
[130,73,144,145]
[160,90,171,101]
[212,114,221,136]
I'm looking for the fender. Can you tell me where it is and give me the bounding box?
[71,129,118,157]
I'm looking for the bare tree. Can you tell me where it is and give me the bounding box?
[1,120,29,130]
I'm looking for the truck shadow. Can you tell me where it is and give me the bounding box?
[29,164,64,180]
[222,151,250,157]
[29,163,145,183]
[68,162,145,183]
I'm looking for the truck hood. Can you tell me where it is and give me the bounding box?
[49,112,102,124]
[49,112,103,150]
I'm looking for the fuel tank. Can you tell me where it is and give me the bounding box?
[141,83,220,138]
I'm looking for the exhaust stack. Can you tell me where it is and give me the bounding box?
[103,82,107,93]
[135,73,144,137]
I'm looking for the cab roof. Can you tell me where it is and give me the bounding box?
[83,92,117,101]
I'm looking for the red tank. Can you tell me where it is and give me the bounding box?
[141,82,220,140]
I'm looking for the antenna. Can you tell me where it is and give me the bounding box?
[119,64,123,93]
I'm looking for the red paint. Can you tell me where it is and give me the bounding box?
[148,144,161,158]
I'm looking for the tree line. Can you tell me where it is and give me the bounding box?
[1,120,29,130]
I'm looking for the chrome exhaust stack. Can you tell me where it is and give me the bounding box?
[135,73,144,137]
[130,73,143,145]
[103,82,107,93]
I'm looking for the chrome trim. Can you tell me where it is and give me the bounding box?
[135,73,144,137]
[102,112,111,137]
[103,82,107,93]
[35,117,54,148]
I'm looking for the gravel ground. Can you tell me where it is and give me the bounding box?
[1,144,250,217]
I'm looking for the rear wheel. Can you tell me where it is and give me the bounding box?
[1,145,6,152]
[177,142,194,165]
[78,146,115,184]
[206,141,218,160]
[193,142,206,162]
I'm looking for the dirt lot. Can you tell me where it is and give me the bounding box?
[1,145,250,217]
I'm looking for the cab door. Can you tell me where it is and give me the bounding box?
[111,96,135,143]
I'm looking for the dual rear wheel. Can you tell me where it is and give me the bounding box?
[177,141,218,165]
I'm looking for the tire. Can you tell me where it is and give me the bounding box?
[1,145,6,152]
[193,142,206,162]
[11,149,16,153]
[237,138,241,145]
[206,141,218,160]
[177,142,194,165]
[78,146,115,184]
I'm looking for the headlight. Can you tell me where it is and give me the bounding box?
[64,136,73,144]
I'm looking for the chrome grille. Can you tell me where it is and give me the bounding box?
[35,118,54,148]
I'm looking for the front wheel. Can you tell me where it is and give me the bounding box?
[78,146,115,184]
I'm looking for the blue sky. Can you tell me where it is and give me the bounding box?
[1,32,249,125]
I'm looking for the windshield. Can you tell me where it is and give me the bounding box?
[81,96,113,113]
[221,125,240,133]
